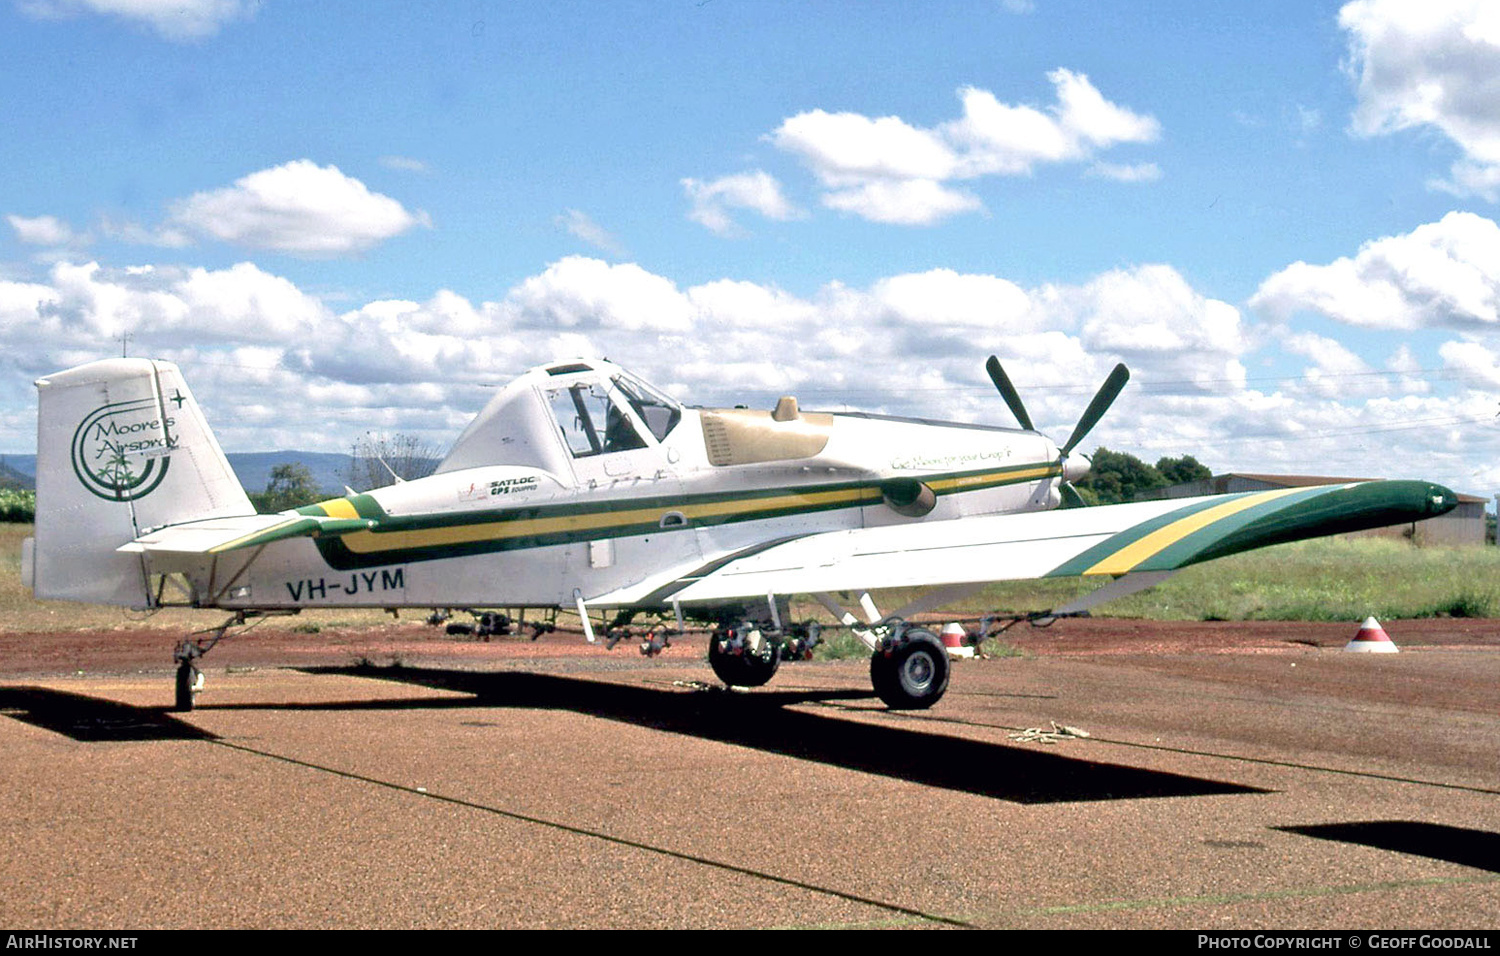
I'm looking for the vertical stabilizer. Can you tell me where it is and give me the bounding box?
[32,358,254,606]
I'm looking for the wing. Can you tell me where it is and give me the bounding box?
[607,480,1456,605]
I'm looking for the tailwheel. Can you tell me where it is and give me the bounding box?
[169,609,283,712]
[173,641,204,713]
[708,625,781,688]
[870,627,949,709]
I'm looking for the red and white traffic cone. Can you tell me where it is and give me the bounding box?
[1344,616,1398,653]
[940,622,974,659]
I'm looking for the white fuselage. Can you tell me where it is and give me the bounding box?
[156,361,1066,613]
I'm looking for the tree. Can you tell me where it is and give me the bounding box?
[1076,446,1167,504]
[1156,454,1212,486]
[347,432,441,491]
[252,463,323,513]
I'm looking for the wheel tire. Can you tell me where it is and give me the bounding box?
[708,630,781,688]
[871,628,949,709]
[174,662,197,712]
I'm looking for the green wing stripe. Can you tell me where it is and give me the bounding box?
[1048,480,1455,578]
[1130,484,1340,571]
[1045,493,1257,577]
[1143,480,1456,570]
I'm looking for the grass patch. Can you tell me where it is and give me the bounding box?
[812,629,873,661]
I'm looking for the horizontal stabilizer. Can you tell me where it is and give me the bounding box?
[121,513,377,557]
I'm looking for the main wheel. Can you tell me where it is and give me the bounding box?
[708,628,781,688]
[870,628,949,709]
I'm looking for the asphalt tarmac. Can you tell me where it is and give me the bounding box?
[1,633,1497,929]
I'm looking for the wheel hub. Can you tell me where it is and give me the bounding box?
[902,650,934,689]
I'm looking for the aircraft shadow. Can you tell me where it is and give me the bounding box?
[257,665,1268,806]
[0,686,218,742]
[1276,821,1500,874]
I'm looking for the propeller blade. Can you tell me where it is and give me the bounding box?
[1059,482,1088,509]
[985,355,1034,432]
[1060,363,1130,456]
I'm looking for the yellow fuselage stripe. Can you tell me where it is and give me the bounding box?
[1083,487,1306,575]
[337,485,884,554]
[319,499,361,520]
[296,462,1057,556]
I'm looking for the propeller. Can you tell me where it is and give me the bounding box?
[985,355,1130,507]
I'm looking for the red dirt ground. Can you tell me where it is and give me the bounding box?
[1,615,1495,679]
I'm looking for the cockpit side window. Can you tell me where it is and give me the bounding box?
[546,383,647,458]
[613,372,682,442]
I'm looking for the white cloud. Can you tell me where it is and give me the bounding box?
[821,179,982,226]
[773,111,960,186]
[2,252,1491,495]
[770,71,1160,225]
[681,171,805,236]
[7,214,78,246]
[1438,338,1500,388]
[1282,330,1375,397]
[1250,211,1500,329]
[379,156,431,174]
[1044,264,1246,359]
[556,209,626,256]
[870,269,1035,330]
[1341,0,1500,198]
[502,256,694,332]
[1086,162,1162,183]
[18,0,256,40]
[165,160,429,256]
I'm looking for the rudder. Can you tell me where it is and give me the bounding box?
[29,358,254,606]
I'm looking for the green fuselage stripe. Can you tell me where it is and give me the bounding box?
[303,461,1060,571]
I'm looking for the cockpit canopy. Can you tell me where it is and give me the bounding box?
[435,360,681,476]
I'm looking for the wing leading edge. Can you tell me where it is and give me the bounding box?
[638,480,1457,605]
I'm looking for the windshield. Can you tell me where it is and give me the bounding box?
[546,383,648,458]
[612,371,681,442]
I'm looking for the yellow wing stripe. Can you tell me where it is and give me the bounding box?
[1083,487,1307,575]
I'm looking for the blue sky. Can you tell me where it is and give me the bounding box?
[3,1,1499,499]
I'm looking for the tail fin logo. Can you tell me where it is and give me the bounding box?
[71,398,177,501]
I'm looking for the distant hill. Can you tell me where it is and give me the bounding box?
[0,457,32,490]
[0,451,364,496]
[228,451,357,496]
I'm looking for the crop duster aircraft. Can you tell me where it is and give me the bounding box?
[22,355,1456,711]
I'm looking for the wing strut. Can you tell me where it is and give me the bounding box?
[574,588,597,644]
[1050,570,1177,617]
[812,592,880,651]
